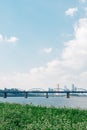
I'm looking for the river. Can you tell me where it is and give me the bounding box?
[0,96,87,109]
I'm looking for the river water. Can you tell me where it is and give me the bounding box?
[0,96,87,109]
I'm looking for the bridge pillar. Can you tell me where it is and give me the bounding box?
[25,92,28,98]
[3,92,7,98]
[46,92,48,98]
[66,92,70,98]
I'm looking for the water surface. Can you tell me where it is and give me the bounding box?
[0,96,87,109]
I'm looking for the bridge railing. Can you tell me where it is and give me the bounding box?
[0,90,87,98]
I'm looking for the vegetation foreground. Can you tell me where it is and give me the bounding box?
[0,103,87,130]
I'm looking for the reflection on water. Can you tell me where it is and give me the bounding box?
[0,96,87,109]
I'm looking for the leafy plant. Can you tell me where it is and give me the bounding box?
[0,103,87,130]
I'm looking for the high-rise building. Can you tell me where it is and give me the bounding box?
[56,83,59,91]
[72,84,77,91]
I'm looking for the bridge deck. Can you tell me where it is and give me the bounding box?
[0,90,87,93]
[0,90,87,98]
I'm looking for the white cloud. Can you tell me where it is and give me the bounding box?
[65,7,78,17]
[79,0,86,3]
[42,48,52,54]
[6,36,18,43]
[0,34,4,42]
[62,18,87,70]
[1,18,87,90]
[0,34,18,43]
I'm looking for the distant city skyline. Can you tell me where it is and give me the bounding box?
[1,84,87,92]
[0,0,87,90]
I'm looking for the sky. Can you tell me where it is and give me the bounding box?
[0,0,87,90]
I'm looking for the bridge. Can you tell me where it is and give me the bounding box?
[0,89,87,98]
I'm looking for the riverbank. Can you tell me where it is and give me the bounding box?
[0,103,87,130]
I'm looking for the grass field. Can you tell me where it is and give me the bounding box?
[0,103,87,130]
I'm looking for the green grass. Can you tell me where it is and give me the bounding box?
[0,103,87,130]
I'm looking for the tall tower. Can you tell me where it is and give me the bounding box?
[72,84,75,91]
[56,83,59,91]
[56,83,59,95]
